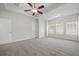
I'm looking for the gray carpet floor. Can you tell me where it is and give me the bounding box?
[0,38,79,56]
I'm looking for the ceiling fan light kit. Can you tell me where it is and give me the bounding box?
[32,8,38,13]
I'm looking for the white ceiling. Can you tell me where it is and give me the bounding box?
[0,3,65,17]
[39,3,79,20]
[1,3,78,20]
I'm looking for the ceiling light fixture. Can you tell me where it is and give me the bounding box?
[32,8,38,13]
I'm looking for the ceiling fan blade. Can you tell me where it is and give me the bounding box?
[24,10,31,12]
[38,5,44,9]
[28,3,32,7]
[38,11,43,14]
[32,13,35,16]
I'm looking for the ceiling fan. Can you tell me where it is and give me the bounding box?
[24,3,44,16]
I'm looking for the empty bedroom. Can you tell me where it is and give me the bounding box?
[0,3,79,56]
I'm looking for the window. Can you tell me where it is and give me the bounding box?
[48,21,77,36]
[56,23,64,34]
[66,21,77,36]
[48,24,56,35]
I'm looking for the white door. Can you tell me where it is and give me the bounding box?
[0,19,12,44]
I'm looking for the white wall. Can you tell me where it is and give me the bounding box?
[78,14,79,41]
[0,8,36,44]
[0,18,12,44]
